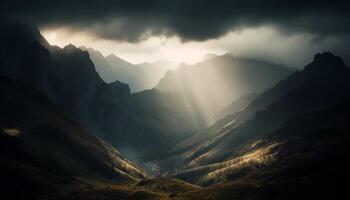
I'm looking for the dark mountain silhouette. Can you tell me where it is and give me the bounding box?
[158,53,350,195]
[0,21,204,159]
[156,54,295,121]
[0,75,145,199]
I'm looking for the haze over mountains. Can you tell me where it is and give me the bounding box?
[1,20,350,200]
[81,46,180,92]
[83,46,295,122]
[156,55,295,122]
[0,20,298,158]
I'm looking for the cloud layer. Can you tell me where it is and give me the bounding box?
[1,0,349,42]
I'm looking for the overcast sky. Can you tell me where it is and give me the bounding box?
[1,0,349,66]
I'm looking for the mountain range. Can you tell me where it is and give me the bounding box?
[156,55,295,122]
[0,21,205,159]
[81,46,180,92]
[0,21,296,160]
[1,20,350,200]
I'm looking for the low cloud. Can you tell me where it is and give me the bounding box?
[1,0,349,42]
[42,26,350,66]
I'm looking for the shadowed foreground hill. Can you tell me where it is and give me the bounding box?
[51,177,209,200]
[0,76,145,199]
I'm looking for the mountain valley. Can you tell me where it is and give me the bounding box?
[0,20,349,200]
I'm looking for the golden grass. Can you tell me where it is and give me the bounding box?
[198,142,281,184]
[1,128,21,137]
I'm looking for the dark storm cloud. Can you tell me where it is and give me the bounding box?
[1,0,349,42]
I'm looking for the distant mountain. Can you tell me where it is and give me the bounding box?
[80,47,141,90]
[158,52,350,197]
[156,54,296,121]
[79,47,134,82]
[0,21,204,159]
[136,60,180,90]
[82,47,180,92]
[0,75,145,199]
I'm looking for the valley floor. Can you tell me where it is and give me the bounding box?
[46,178,217,200]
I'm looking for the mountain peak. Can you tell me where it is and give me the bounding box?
[305,52,346,72]
[63,43,77,50]
[62,44,92,59]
